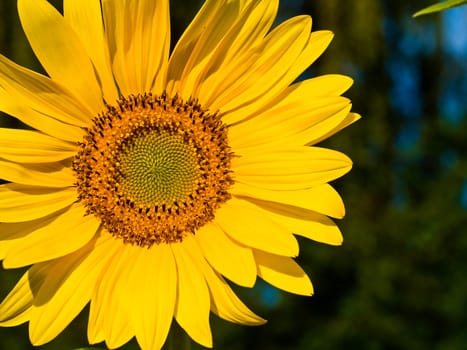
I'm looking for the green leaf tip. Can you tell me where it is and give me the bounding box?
[413,0,467,17]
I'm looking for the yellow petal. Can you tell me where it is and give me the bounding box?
[87,233,121,345]
[94,243,135,349]
[181,234,265,325]
[295,106,354,146]
[257,203,344,246]
[18,0,104,114]
[184,0,278,102]
[133,244,176,350]
[0,128,76,163]
[228,96,350,149]
[172,236,212,348]
[0,273,33,326]
[234,146,352,190]
[0,264,48,326]
[218,29,335,126]
[167,0,245,97]
[215,198,299,257]
[102,0,170,95]
[307,112,361,146]
[204,269,265,325]
[205,15,311,116]
[0,54,94,127]
[212,0,279,62]
[0,217,60,260]
[0,87,84,142]
[254,250,313,296]
[87,299,105,345]
[3,204,100,269]
[64,0,118,103]
[0,159,75,188]
[283,30,334,88]
[87,292,105,345]
[28,233,116,346]
[0,184,76,223]
[296,74,353,97]
[232,183,345,219]
[196,222,257,287]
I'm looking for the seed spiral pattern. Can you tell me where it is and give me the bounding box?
[72,93,233,246]
[117,131,200,205]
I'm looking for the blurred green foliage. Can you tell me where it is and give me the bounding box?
[1,0,466,349]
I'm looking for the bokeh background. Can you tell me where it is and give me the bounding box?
[1,0,467,349]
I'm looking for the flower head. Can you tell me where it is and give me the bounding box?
[0,0,359,349]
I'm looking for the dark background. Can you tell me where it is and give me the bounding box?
[1,0,466,349]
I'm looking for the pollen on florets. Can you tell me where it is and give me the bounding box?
[72,92,233,247]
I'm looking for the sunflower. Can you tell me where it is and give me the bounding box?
[0,0,359,349]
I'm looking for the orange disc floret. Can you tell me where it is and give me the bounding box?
[73,93,233,246]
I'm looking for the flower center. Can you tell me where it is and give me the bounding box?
[72,93,233,247]
[118,131,199,206]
